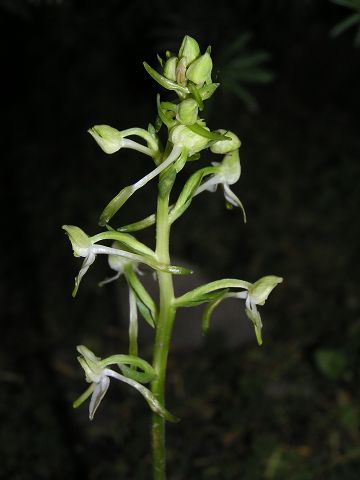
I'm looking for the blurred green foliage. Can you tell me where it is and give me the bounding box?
[330,0,360,46]
[217,33,274,112]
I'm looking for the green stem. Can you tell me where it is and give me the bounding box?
[151,183,176,480]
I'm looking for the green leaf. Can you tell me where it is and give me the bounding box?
[187,123,231,141]
[169,166,216,223]
[117,213,157,232]
[330,12,360,37]
[119,364,155,383]
[187,81,204,111]
[126,267,157,327]
[157,94,176,129]
[198,82,219,100]
[314,349,347,380]
[202,291,229,333]
[176,289,229,308]
[143,62,188,95]
[91,231,155,258]
[99,185,135,226]
[174,279,250,308]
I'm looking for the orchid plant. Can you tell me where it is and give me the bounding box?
[63,35,283,479]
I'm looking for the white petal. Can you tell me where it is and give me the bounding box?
[73,252,96,297]
[195,176,220,195]
[89,375,110,420]
[223,184,246,222]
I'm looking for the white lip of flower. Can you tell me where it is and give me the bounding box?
[194,149,246,220]
[63,226,154,297]
[229,275,283,345]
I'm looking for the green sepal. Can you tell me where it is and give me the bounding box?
[188,123,231,141]
[126,267,157,327]
[117,213,157,232]
[99,185,135,226]
[174,278,251,307]
[187,82,204,111]
[202,290,229,334]
[143,62,188,95]
[73,384,94,409]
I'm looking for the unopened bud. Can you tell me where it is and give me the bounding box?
[170,124,209,155]
[176,98,199,125]
[210,129,241,154]
[178,35,200,66]
[186,52,212,86]
[88,125,124,154]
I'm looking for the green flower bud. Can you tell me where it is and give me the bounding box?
[176,98,199,125]
[88,125,124,154]
[186,52,213,86]
[170,124,209,155]
[62,225,92,257]
[163,56,177,81]
[210,129,241,154]
[178,35,200,66]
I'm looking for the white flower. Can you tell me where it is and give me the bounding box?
[73,346,178,422]
[63,226,152,297]
[232,276,283,345]
[195,149,246,220]
[88,125,158,156]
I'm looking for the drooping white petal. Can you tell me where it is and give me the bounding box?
[89,375,110,420]
[73,252,96,297]
[223,184,247,222]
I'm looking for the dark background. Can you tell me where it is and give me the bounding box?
[2,0,360,479]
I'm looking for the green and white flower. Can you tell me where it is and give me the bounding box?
[88,125,159,156]
[230,275,283,345]
[195,149,246,220]
[63,226,188,297]
[73,345,178,422]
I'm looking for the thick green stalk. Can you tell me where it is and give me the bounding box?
[151,183,176,480]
